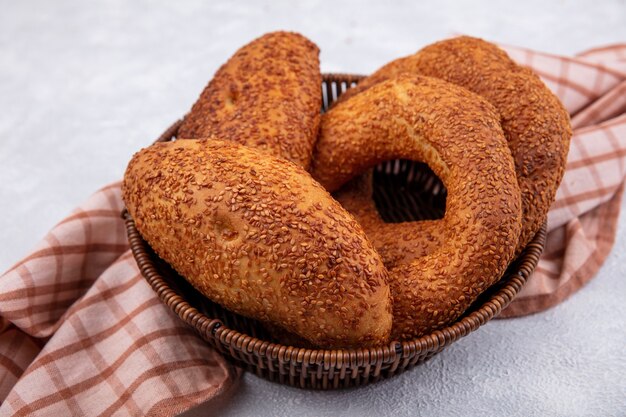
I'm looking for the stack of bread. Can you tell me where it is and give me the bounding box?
[122,32,571,349]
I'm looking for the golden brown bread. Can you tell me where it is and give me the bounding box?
[122,139,392,348]
[334,172,446,268]
[310,75,522,339]
[178,31,322,169]
[174,32,361,347]
[336,36,571,253]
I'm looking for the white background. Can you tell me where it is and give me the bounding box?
[1,1,625,416]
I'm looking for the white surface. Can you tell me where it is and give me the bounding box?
[1,1,625,416]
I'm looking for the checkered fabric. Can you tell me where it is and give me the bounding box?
[0,184,239,416]
[499,42,626,316]
[1,42,626,415]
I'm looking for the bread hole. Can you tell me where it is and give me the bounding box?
[214,216,240,243]
[373,159,447,223]
[225,87,239,108]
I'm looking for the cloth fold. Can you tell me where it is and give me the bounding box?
[0,184,239,416]
[1,42,626,415]
[497,42,626,316]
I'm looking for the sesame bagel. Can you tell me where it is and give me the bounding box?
[178,31,322,169]
[122,139,392,348]
[337,36,571,252]
[310,75,522,339]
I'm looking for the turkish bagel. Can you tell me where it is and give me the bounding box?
[336,36,571,254]
[310,75,522,339]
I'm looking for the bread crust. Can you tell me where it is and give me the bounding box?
[310,75,522,339]
[122,139,392,348]
[178,31,322,169]
[337,36,571,252]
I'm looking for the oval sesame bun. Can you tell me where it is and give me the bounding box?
[178,31,322,170]
[122,139,392,348]
[310,75,522,340]
[337,36,571,253]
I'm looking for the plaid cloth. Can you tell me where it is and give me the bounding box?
[0,183,239,416]
[1,42,626,415]
[498,43,626,316]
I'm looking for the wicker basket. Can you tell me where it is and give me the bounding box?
[123,73,546,390]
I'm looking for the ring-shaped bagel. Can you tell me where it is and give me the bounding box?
[310,75,522,339]
[337,36,571,253]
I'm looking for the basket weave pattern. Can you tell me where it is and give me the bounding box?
[124,74,546,389]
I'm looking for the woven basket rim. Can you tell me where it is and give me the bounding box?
[125,211,544,363]
[124,72,547,367]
